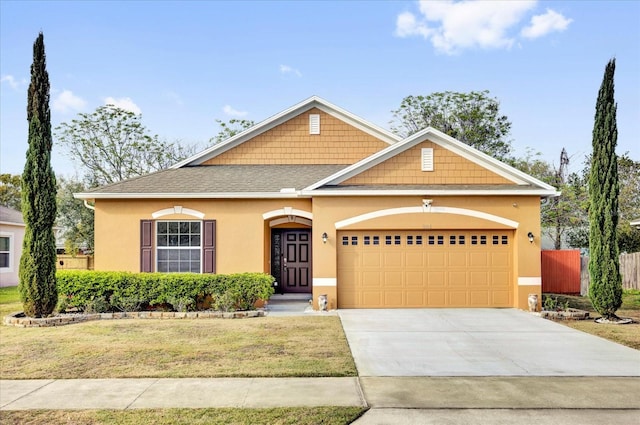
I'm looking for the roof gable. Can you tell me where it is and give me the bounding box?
[173,96,400,168]
[305,127,559,196]
[340,141,513,186]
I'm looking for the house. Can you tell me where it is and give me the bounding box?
[75,97,559,310]
[0,205,26,287]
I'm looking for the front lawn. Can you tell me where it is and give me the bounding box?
[543,290,640,350]
[0,286,357,379]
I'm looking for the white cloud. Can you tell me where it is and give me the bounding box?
[521,9,572,39]
[52,90,87,113]
[104,97,142,114]
[1,74,26,90]
[395,11,432,38]
[279,64,302,77]
[223,105,248,117]
[395,0,542,54]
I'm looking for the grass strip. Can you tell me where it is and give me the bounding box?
[0,407,368,425]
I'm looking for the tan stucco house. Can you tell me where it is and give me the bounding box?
[75,97,559,310]
[0,206,26,287]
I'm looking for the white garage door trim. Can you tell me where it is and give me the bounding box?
[335,206,519,229]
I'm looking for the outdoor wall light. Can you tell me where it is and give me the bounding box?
[527,232,534,243]
[322,232,328,244]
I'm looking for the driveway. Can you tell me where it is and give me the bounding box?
[338,308,640,376]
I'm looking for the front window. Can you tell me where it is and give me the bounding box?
[0,235,11,270]
[156,221,201,273]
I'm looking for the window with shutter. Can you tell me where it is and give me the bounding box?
[140,219,216,273]
[203,220,216,273]
[140,220,153,272]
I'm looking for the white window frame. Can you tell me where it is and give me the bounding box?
[155,220,203,273]
[0,232,14,273]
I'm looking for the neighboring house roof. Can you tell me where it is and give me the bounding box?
[304,127,559,198]
[77,165,349,199]
[631,218,640,229]
[172,96,401,168]
[0,205,25,227]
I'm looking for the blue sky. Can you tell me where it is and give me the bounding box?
[1,0,638,178]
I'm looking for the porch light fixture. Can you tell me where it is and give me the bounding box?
[527,232,534,243]
[322,232,328,244]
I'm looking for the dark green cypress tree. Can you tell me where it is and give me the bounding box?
[588,58,622,320]
[19,32,58,317]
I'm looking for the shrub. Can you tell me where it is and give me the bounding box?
[56,270,275,313]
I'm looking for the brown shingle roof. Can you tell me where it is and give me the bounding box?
[86,165,349,194]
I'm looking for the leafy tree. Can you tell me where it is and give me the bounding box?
[617,154,640,252]
[210,118,255,144]
[55,105,196,186]
[508,149,588,250]
[19,32,58,317]
[390,90,512,160]
[566,154,640,253]
[57,176,94,254]
[0,174,22,210]
[588,58,622,320]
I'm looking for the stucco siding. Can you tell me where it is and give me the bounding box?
[202,108,388,165]
[94,199,312,274]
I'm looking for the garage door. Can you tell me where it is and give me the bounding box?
[337,230,513,308]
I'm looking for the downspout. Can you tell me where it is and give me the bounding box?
[83,200,95,211]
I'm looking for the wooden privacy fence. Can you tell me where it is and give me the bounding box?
[56,255,94,271]
[542,250,640,295]
[541,250,581,294]
[619,252,640,290]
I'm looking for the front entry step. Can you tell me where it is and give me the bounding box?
[269,293,312,301]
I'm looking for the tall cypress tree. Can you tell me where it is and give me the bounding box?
[19,32,58,317]
[588,58,622,320]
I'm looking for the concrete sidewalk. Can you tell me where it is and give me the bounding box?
[0,377,365,410]
[3,376,638,410]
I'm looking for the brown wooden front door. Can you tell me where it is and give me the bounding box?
[271,230,311,294]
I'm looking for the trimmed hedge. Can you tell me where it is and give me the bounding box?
[56,271,275,313]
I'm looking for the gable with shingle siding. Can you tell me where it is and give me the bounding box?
[202,108,389,166]
[340,141,512,186]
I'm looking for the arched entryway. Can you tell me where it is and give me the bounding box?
[263,208,313,295]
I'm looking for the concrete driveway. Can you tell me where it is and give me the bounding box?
[338,308,640,377]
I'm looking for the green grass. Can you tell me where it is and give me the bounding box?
[0,286,363,423]
[0,285,20,309]
[0,407,368,425]
[543,290,640,350]
[1,285,357,379]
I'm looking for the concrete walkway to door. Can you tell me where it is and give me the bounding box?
[338,308,640,377]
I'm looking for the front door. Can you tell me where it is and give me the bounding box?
[271,229,311,294]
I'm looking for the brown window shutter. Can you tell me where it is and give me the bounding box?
[203,220,216,273]
[140,220,153,272]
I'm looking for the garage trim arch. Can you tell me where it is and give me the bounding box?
[334,205,519,230]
